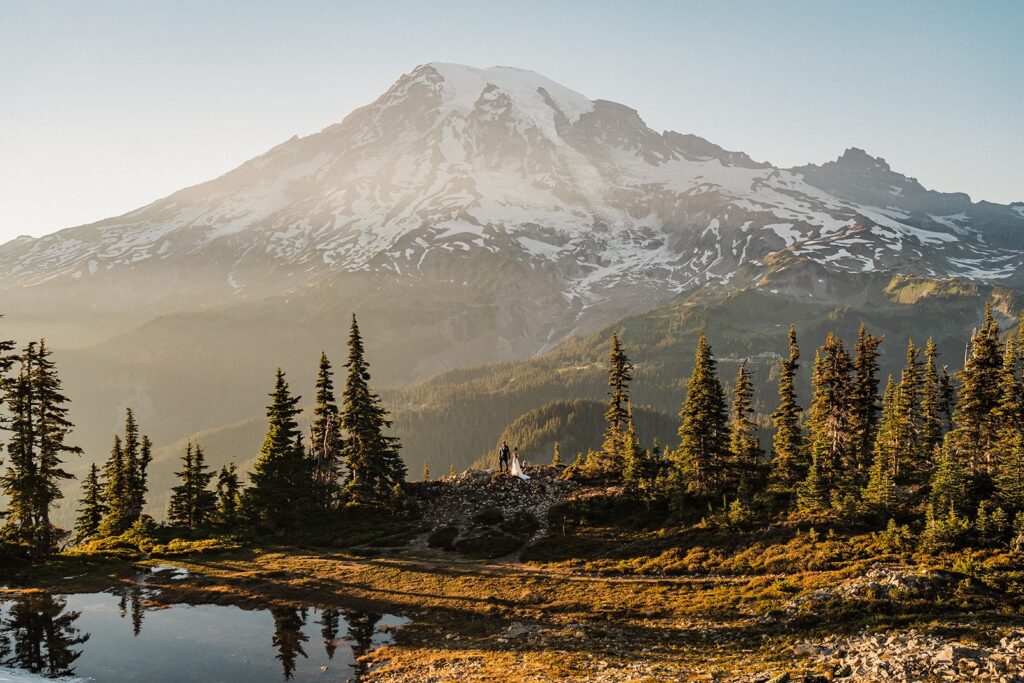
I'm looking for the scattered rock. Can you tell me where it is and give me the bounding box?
[796,627,1024,682]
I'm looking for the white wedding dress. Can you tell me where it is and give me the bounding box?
[510,456,530,480]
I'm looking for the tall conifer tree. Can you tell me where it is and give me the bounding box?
[600,333,634,473]
[341,315,405,504]
[73,463,106,544]
[849,323,883,477]
[994,339,1024,447]
[216,461,241,526]
[674,330,730,496]
[0,341,81,556]
[919,338,945,458]
[803,333,854,498]
[310,352,344,509]
[894,340,924,481]
[728,360,763,489]
[99,435,128,536]
[167,443,196,527]
[168,442,216,528]
[120,410,152,523]
[948,303,1002,480]
[243,369,313,529]
[769,326,805,496]
[996,431,1024,513]
[872,377,903,479]
[931,442,969,515]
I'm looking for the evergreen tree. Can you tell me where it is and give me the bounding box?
[188,443,216,527]
[804,333,854,498]
[167,443,195,527]
[552,442,561,466]
[599,333,634,473]
[622,403,646,489]
[862,442,897,516]
[340,315,406,504]
[939,365,955,429]
[243,369,314,529]
[728,360,763,489]
[994,338,1024,454]
[931,442,969,515]
[0,317,17,437]
[996,431,1024,513]
[167,442,216,528]
[0,341,81,556]
[872,377,903,479]
[796,452,828,511]
[422,461,430,481]
[73,463,106,544]
[98,410,151,536]
[215,461,241,526]
[674,330,730,496]
[849,323,883,476]
[919,338,945,457]
[309,352,344,509]
[769,325,805,495]
[122,410,143,520]
[893,340,924,482]
[0,316,15,407]
[947,303,1003,479]
[99,435,128,536]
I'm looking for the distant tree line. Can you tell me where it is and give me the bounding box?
[0,313,405,558]
[569,303,1024,550]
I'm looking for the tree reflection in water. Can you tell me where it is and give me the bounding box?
[271,606,309,680]
[0,593,89,677]
[318,607,341,660]
[343,610,381,679]
[0,592,395,682]
[117,583,146,636]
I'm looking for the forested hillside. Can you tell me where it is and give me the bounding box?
[134,263,1020,513]
[385,264,1018,474]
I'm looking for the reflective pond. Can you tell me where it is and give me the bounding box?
[0,574,407,682]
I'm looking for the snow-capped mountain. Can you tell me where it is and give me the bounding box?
[3,63,1023,465]
[3,63,1022,306]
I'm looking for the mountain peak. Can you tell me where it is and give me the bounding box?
[409,62,595,126]
[833,147,892,171]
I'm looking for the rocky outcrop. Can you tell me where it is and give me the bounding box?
[794,629,1024,682]
[786,565,953,614]
[413,466,575,558]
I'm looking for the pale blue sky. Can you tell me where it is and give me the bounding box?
[1,1,1021,241]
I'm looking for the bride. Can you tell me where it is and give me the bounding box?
[509,447,530,480]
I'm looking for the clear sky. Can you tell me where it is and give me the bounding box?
[1,1,1021,242]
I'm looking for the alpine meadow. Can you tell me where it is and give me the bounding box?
[2,4,1024,681]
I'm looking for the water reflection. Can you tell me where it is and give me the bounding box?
[271,607,309,680]
[0,593,89,677]
[117,582,146,637]
[0,588,405,682]
[319,607,341,660]
[344,609,382,679]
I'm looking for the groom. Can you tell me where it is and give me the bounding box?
[498,440,511,473]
